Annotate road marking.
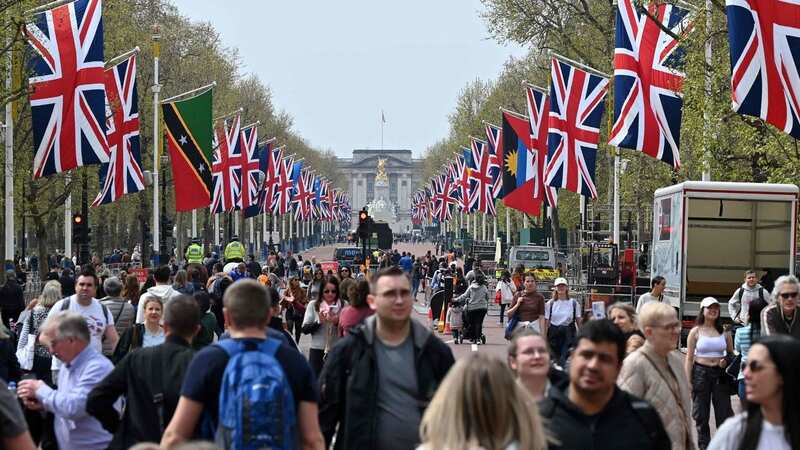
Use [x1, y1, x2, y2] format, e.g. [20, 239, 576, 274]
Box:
[471, 344, 478, 352]
[444, 339, 454, 344]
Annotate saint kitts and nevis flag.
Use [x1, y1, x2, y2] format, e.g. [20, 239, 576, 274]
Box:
[162, 88, 214, 212]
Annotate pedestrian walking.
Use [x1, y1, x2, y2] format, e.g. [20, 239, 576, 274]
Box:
[544, 277, 582, 367]
[685, 297, 734, 450]
[418, 352, 548, 450]
[282, 277, 307, 344]
[338, 280, 374, 337]
[318, 266, 455, 450]
[337, 266, 356, 303]
[445, 298, 464, 344]
[113, 297, 165, 363]
[733, 297, 768, 401]
[190, 291, 220, 350]
[121, 274, 141, 308]
[86, 296, 201, 449]
[495, 270, 514, 324]
[708, 335, 800, 450]
[455, 270, 490, 345]
[302, 276, 346, 376]
[48, 269, 119, 377]
[637, 276, 666, 314]
[17, 312, 114, 450]
[728, 270, 767, 327]
[538, 319, 671, 450]
[161, 280, 323, 449]
[135, 266, 180, 324]
[507, 328, 567, 400]
[100, 277, 136, 357]
[0, 313, 19, 384]
[761, 275, 800, 338]
[618, 302, 696, 450]
[608, 302, 645, 355]
[505, 274, 545, 334]
[0, 270, 24, 330]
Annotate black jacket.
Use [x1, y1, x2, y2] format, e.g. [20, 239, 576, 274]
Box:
[539, 385, 671, 450]
[112, 323, 147, 364]
[86, 335, 195, 450]
[0, 334, 20, 383]
[0, 280, 24, 329]
[318, 315, 455, 450]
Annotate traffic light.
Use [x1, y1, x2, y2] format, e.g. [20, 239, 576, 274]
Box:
[72, 214, 89, 243]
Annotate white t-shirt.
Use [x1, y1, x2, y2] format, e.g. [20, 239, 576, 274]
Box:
[545, 298, 581, 326]
[708, 414, 790, 450]
[48, 296, 114, 369]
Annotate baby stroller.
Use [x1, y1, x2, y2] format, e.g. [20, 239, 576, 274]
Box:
[457, 302, 486, 345]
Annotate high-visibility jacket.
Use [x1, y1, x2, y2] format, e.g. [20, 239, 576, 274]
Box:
[224, 241, 245, 261]
[185, 244, 204, 264]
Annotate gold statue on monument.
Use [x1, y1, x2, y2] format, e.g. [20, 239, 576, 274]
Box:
[375, 158, 389, 182]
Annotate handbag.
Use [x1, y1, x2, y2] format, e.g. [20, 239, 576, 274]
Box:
[15, 313, 35, 371]
[504, 311, 519, 341]
[494, 290, 502, 305]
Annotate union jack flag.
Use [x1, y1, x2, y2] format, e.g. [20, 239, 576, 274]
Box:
[431, 173, 457, 222]
[210, 114, 242, 214]
[727, 0, 800, 138]
[609, 0, 690, 168]
[485, 123, 503, 198]
[26, 0, 109, 179]
[545, 58, 609, 199]
[292, 166, 314, 221]
[92, 53, 143, 206]
[468, 138, 498, 216]
[452, 153, 471, 213]
[239, 124, 261, 214]
[525, 84, 558, 207]
[273, 154, 295, 215]
[259, 142, 280, 213]
[319, 180, 333, 221]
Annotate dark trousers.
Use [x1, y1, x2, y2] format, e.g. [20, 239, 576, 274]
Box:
[691, 363, 733, 449]
[465, 308, 487, 342]
[548, 324, 576, 367]
[287, 318, 302, 343]
[499, 304, 507, 324]
[309, 348, 325, 377]
[430, 295, 444, 326]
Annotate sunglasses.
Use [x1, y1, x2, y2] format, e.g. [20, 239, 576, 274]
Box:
[780, 291, 799, 299]
[744, 359, 774, 373]
[323, 289, 338, 294]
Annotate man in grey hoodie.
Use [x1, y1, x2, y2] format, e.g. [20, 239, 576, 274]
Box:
[728, 270, 767, 325]
[135, 266, 181, 323]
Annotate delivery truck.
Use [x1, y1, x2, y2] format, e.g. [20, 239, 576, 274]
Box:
[651, 181, 798, 329]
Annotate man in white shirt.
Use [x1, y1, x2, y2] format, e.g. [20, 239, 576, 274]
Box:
[48, 269, 118, 375]
[636, 276, 666, 314]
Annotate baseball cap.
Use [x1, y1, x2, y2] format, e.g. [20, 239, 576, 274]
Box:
[554, 277, 568, 286]
[700, 297, 719, 308]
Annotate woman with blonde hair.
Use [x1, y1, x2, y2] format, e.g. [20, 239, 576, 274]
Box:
[16, 280, 61, 384]
[608, 302, 645, 355]
[418, 352, 548, 450]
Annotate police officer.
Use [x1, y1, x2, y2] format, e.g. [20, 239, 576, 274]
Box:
[185, 238, 204, 264]
[224, 235, 245, 263]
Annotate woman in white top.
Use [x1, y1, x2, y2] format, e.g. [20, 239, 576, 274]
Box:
[495, 270, 515, 325]
[544, 278, 582, 367]
[684, 297, 734, 449]
[708, 335, 800, 450]
[418, 352, 547, 450]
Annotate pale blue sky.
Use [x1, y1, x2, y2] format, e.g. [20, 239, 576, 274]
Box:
[171, 0, 527, 158]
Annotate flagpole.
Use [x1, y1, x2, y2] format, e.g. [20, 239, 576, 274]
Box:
[152, 28, 161, 264]
[702, 0, 712, 181]
[64, 179, 71, 258]
[505, 208, 510, 246]
[104, 47, 140, 69]
[4, 37, 13, 261]
[161, 82, 216, 104]
[191, 210, 197, 238]
[214, 214, 219, 249]
[522, 80, 548, 95]
[548, 51, 611, 79]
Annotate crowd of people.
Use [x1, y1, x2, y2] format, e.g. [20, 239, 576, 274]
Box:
[0, 245, 797, 450]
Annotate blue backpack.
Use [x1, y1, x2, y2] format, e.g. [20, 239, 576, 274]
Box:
[215, 338, 296, 450]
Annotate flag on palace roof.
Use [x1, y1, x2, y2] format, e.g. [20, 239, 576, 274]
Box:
[545, 58, 608, 199]
[93, 52, 144, 206]
[162, 88, 213, 212]
[26, 0, 109, 179]
[609, 0, 689, 168]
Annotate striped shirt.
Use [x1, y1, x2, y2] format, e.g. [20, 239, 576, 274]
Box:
[734, 325, 760, 380]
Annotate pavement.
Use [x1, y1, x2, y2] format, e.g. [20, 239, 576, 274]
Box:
[294, 241, 509, 362]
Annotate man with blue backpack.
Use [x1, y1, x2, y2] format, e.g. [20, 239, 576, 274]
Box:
[161, 279, 324, 450]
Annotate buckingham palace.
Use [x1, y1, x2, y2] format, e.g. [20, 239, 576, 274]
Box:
[336, 149, 425, 233]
